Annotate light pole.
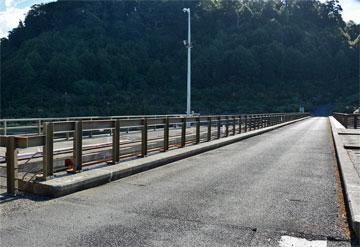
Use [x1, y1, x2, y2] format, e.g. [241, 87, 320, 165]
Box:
[183, 8, 191, 116]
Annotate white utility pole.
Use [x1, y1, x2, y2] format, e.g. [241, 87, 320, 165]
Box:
[183, 8, 191, 116]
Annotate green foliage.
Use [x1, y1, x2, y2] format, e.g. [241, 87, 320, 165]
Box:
[1, 0, 359, 117]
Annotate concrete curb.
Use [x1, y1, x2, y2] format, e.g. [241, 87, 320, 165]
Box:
[329, 116, 360, 238]
[25, 117, 310, 197]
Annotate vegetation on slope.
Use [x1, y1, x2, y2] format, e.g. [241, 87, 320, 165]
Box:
[1, 0, 359, 117]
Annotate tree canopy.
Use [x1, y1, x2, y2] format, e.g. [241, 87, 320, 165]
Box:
[1, 0, 359, 117]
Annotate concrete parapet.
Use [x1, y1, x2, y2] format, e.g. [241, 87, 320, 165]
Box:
[329, 116, 360, 238]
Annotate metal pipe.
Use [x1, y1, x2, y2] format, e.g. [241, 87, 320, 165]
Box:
[183, 8, 191, 116]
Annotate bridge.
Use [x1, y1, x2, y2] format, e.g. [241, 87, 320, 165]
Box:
[0, 113, 359, 246]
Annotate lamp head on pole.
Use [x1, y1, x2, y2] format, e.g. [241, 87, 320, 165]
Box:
[183, 8, 190, 13]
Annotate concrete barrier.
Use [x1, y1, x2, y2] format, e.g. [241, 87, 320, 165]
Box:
[23, 116, 310, 197]
[329, 116, 360, 238]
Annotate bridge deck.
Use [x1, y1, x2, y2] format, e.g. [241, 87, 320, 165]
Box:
[0, 117, 352, 246]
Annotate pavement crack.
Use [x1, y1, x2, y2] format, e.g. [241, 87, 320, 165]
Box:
[287, 198, 306, 203]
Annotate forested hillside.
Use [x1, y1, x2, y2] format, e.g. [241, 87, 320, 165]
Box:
[1, 0, 359, 117]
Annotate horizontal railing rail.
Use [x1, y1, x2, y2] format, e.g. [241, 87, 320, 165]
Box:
[0, 112, 309, 195]
[333, 112, 359, 129]
[0, 113, 289, 139]
[0, 114, 190, 136]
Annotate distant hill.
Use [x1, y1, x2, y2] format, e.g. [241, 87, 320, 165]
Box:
[1, 0, 359, 117]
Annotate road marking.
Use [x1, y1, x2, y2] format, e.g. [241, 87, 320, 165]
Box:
[279, 236, 327, 247]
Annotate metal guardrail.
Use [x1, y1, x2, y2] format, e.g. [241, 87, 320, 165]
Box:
[0, 112, 309, 195]
[0, 114, 187, 136]
[333, 112, 359, 129]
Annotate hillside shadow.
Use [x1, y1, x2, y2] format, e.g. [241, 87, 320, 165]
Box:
[312, 103, 335, 116]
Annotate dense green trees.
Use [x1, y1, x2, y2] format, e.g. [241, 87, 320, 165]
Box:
[1, 0, 359, 117]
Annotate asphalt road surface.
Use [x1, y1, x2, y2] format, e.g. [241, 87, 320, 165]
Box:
[0, 117, 354, 246]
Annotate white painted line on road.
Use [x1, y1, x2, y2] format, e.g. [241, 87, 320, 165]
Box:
[279, 236, 327, 247]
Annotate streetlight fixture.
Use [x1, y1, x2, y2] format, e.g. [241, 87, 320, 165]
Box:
[183, 8, 192, 116]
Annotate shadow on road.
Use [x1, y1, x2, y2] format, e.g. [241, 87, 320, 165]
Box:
[0, 192, 51, 204]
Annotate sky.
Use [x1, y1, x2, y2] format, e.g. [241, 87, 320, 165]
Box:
[0, 0, 359, 38]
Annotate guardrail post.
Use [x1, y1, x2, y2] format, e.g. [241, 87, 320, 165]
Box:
[73, 121, 83, 171]
[89, 117, 93, 138]
[238, 116, 242, 134]
[164, 117, 169, 151]
[244, 116, 248, 132]
[207, 117, 211, 141]
[66, 118, 70, 140]
[225, 116, 229, 137]
[265, 115, 268, 127]
[259, 116, 261, 128]
[4, 120, 7, 135]
[43, 122, 54, 179]
[232, 116, 236, 135]
[181, 117, 186, 147]
[112, 120, 120, 163]
[38, 120, 42, 135]
[354, 115, 358, 129]
[265, 115, 267, 127]
[141, 118, 148, 157]
[6, 136, 18, 195]
[217, 116, 221, 139]
[344, 115, 348, 128]
[195, 117, 200, 144]
[263, 115, 266, 127]
[260, 116, 262, 128]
